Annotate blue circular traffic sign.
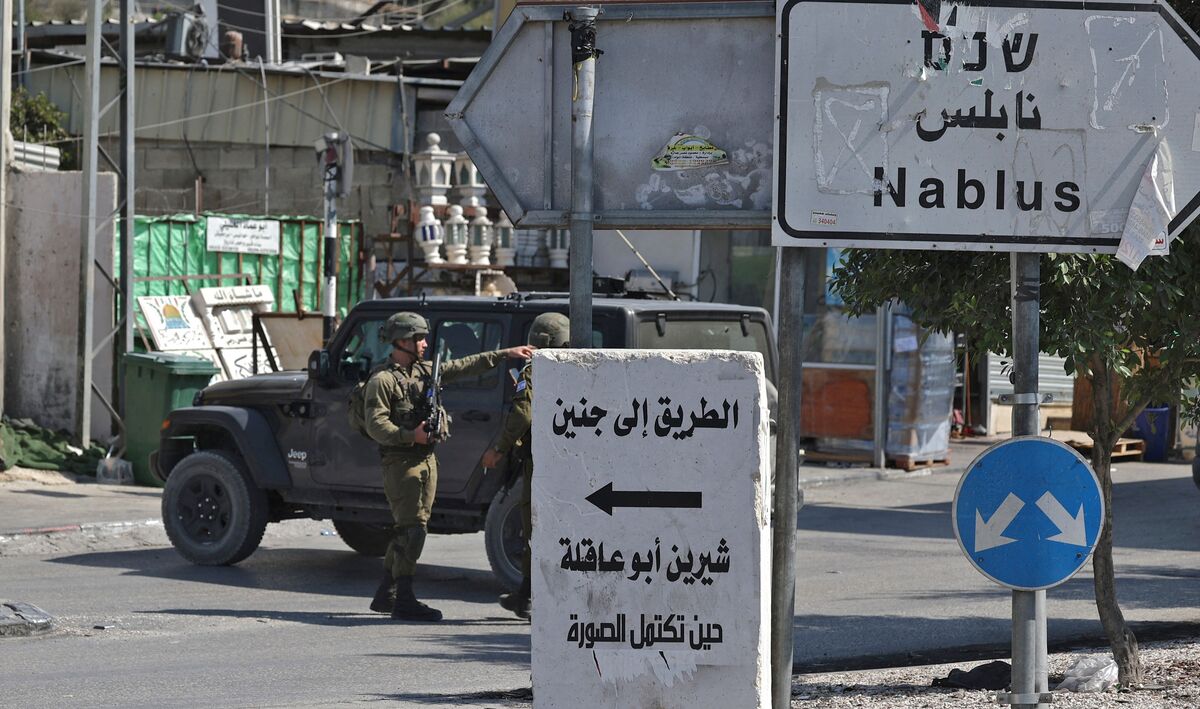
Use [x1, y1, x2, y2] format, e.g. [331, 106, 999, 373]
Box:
[952, 436, 1103, 591]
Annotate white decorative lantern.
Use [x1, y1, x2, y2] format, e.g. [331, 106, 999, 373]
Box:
[493, 211, 516, 267]
[416, 206, 444, 264]
[546, 228, 570, 269]
[453, 152, 488, 207]
[468, 210, 494, 265]
[413, 133, 454, 206]
[443, 204, 469, 265]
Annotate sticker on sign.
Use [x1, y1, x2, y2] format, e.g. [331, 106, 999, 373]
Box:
[773, 0, 1200, 253]
[532, 350, 771, 709]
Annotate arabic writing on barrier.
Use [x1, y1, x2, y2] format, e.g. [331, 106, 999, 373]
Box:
[552, 396, 739, 439]
[567, 612, 725, 651]
[560, 537, 731, 585]
[915, 28, 1043, 143]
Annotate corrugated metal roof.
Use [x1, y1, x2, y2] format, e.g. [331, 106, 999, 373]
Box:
[25, 58, 460, 152]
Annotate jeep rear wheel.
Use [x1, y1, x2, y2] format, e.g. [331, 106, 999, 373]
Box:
[162, 450, 269, 566]
[484, 478, 525, 592]
[333, 520, 391, 557]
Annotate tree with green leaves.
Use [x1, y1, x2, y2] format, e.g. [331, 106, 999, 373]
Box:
[9, 87, 75, 169]
[829, 231, 1200, 685]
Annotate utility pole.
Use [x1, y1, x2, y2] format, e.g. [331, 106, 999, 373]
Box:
[315, 132, 352, 343]
[75, 0, 103, 447]
[566, 7, 599, 348]
[0, 0, 13, 417]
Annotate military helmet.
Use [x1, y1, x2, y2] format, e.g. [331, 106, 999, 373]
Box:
[381, 312, 430, 343]
[528, 312, 570, 348]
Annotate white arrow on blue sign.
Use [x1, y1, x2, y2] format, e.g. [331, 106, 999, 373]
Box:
[952, 437, 1104, 591]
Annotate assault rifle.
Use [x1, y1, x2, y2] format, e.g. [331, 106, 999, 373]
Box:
[423, 343, 446, 442]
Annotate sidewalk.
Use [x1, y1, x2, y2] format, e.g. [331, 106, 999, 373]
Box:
[0, 467, 162, 535]
[797, 439, 984, 488]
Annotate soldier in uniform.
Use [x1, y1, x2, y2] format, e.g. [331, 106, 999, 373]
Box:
[481, 312, 570, 620]
[365, 312, 536, 622]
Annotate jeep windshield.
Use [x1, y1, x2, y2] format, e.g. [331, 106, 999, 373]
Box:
[634, 317, 775, 381]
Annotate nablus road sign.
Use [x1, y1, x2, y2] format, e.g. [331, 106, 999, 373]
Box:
[953, 437, 1103, 591]
[773, 0, 1200, 253]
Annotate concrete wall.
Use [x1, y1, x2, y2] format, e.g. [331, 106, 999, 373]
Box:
[5, 169, 117, 442]
[102, 138, 406, 239]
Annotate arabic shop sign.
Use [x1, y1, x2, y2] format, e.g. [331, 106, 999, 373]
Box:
[532, 350, 771, 709]
[205, 216, 281, 256]
[773, 0, 1200, 253]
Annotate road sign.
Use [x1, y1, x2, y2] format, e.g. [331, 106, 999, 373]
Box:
[953, 437, 1103, 590]
[446, 2, 775, 230]
[532, 350, 771, 708]
[773, 0, 1200, 253]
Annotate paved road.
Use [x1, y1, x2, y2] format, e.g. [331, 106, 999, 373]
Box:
[795, 457, 1200, 669]
[0, 458, 1197, 706]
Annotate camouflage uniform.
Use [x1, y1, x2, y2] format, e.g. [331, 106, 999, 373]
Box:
[491, 363, 534, 578]
[364, 350, 508, 579]
[491, 312, 568, 619]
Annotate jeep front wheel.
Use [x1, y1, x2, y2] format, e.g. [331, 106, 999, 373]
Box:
[483, 478, 525, 592]
[162, 450, 269, 565]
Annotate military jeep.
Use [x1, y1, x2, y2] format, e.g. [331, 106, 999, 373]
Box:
[154, 294, 777, 589]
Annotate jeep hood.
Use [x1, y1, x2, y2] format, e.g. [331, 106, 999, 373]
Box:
[201, 371, 308, 404]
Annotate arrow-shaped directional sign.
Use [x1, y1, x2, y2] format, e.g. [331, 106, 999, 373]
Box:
[585, 482, 703, 516]
[1037, 491, 1088, 547]
[953, 437, 1104, 590]
[974, 492, 1023, 553]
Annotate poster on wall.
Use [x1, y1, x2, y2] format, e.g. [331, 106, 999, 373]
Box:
[137, 296, 212, 351]
[217, 348, 275, 380]
[206, 216, 281, 256]
[193, 285, 276, 349]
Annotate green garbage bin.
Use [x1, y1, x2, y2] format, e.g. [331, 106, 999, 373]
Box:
[124, 352, 220, 486]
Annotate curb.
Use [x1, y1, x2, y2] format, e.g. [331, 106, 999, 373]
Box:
[798, 464, 967, 489]
[0, 519, 162, 539]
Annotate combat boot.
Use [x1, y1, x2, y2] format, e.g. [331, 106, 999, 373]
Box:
[499, 577, 531, 620]
[391, 575, 442, 622]
[369, 571, 394, 613]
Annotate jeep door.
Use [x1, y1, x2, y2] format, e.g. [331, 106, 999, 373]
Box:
[430, 315, 510, 497]
[310, 314, 391, 489]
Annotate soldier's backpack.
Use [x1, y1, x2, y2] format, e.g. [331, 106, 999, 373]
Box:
[348, 367, 389, 439]
[348, 380, 372, 439]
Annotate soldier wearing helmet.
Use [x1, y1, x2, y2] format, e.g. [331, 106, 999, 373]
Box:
[481, 311, 570, 619]
[365, 311, 535, 622]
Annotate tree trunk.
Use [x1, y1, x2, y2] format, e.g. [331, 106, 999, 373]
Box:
[1088, 364, 1143, 685]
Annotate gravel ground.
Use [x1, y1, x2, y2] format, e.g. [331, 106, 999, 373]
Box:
[792, 636, 1200, 707]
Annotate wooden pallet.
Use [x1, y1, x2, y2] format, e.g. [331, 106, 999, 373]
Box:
[890, 454, 952, 472]
[804, 448, 951, 471]
[1048, 430, 1145, 460]
[1067, 437, 1145, 461]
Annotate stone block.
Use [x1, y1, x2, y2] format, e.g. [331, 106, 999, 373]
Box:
[144, 146, 183, 171]
[532, 350, 770, 708]
[218, 147, 257, 170]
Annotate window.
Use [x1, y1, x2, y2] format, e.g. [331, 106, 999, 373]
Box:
[436, 319, 504, 389]
[635, 318, 774, 381]
[338, 317, 391, 381]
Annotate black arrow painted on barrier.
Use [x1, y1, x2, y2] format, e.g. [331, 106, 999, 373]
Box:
[585, 482, 703, 516]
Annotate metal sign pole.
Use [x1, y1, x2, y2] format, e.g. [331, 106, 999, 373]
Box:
[75, 0, 102, 448]
[321, 140, 339, 344]
[771, 246, 804, 708]
[1009, 252, 1047, 708]
[567, 6, 598, 348]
